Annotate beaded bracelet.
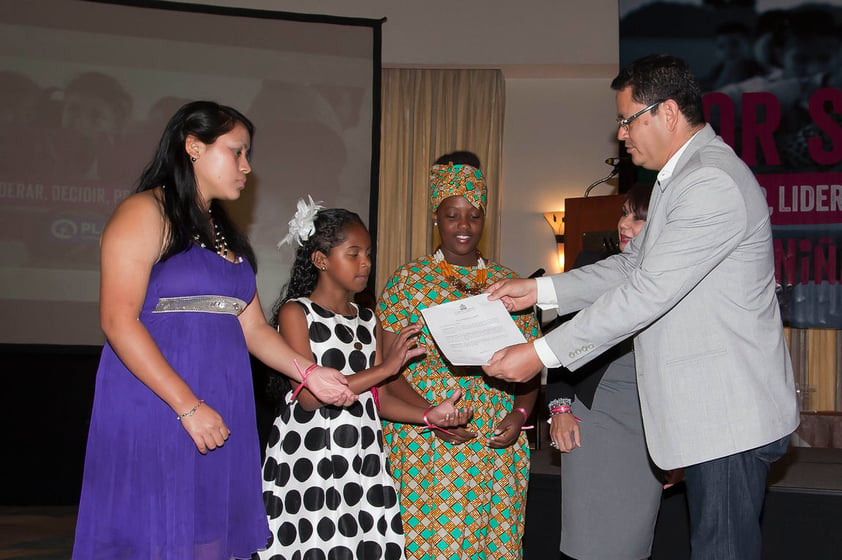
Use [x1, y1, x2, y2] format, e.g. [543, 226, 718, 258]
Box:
[176, 399, 204, 421]
[547, 397, 572, 411]
[422, 406, 457, 436]
[547, 403, 582, 423]
[513, 406, 534, 430]
[290, 359, 319, 401]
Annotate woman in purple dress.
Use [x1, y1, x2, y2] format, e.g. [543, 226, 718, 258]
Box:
[72, 101, 356, 560]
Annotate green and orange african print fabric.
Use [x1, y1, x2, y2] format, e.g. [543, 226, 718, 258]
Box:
[377, 255, 539, 559]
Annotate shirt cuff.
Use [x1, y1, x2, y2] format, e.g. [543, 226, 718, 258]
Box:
[534, 337, 562, 368]
[536, 276, 558, 310]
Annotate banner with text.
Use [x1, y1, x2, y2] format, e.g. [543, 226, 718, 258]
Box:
[620, 0, 842, 327]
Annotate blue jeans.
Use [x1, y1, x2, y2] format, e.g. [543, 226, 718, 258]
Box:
[683, 435, 790, 560]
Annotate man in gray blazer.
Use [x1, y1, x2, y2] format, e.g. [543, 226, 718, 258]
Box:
[483, 54, 798, 560]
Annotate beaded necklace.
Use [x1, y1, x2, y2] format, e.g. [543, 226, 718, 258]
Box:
[433, 248, 488, 295]
[193, 208, 229, 258]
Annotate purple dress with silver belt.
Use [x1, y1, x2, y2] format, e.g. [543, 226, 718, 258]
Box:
[72, 244, 269, 559]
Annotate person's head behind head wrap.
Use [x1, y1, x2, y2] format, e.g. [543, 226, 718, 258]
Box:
[430, 151, 487, 214]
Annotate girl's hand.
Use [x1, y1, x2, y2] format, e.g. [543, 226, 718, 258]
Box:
[549, 412, 581, 452]
[381, 324, 425, 373]
[307, 366, 357, 406]
[488, 411, 523, 449]
[424, 390, 474, 428]
[179, 401, 230, 455]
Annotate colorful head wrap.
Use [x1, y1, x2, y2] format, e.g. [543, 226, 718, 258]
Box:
[430, 162, 487, 213]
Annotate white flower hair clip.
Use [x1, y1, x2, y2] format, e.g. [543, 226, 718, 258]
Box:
[278, 195, 325, 247]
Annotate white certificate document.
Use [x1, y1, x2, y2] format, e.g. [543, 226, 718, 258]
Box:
[420, 293, 526, 366]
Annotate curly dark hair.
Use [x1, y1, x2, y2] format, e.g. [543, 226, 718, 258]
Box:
[137, 100, 256, 269]
[264, 208, 366, 405]
[611, 54, 705, 128]
[434, 150, 481, 168]
[269, 208, 366, 328]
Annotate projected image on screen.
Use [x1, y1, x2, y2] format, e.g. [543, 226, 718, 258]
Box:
[0, 0, 377, 346]
[1, 69, 142, 269]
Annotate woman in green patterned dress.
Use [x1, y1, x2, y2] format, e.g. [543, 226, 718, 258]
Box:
[377, 151, 540, 560]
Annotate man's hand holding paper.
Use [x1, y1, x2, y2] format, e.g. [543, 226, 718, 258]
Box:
[484, 277, 538, 312]
[482, 343, 543, 383]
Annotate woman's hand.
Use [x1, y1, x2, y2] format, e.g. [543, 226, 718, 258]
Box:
[549, 412, 581, 452]
[307, 366, 357, 406]
[423, 390, 474, 428]
[433, 426, 477, 445]
[662, 468, 685, 489]
[488, 411, 523, 449]
[179, 401, 230, 455]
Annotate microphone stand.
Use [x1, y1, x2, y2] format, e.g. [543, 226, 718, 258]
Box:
[583, 164, 620, 197]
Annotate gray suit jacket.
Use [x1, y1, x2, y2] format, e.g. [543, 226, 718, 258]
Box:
[545, 124, 798, 469]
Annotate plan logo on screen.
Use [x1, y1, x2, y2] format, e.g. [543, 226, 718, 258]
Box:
[51, 219, 77, 240]
[51, 218, 102, 241]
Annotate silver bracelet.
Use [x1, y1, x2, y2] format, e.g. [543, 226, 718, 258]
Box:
[547, 397, 572, 413]
[176, 399, 204, 421]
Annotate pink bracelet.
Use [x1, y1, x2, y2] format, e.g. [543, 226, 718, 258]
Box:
[422, 406, 457, 437]
[514, 407, 534, 430]
[548, 404, 582, 423]
[370, 386, 380, 411]
[290, 359, 319, 401]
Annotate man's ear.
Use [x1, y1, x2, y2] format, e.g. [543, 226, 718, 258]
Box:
[661, 99, 681, 132]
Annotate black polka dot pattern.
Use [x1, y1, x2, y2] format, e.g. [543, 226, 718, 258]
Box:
[256, 298, 405, 559]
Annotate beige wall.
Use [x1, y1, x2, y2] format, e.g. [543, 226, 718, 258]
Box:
[180, 0, 621, 277]
[503, 78, 620, 277]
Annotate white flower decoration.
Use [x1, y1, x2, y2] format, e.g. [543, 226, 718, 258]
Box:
[278, 195, 325, 247]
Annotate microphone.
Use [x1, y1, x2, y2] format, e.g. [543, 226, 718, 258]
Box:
[584, 158, 621, 197]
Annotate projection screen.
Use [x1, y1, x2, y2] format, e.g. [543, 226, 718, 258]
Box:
[0, 0, 380, 346]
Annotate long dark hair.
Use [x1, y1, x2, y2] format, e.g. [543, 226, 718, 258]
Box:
[269, 208, 366, 328]
[137, 100, 256, 268]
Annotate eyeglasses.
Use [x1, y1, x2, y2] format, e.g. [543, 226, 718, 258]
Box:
[617, 102, 660, 131]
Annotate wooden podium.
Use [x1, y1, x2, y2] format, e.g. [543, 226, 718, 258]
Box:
[563, 194, 624, 271]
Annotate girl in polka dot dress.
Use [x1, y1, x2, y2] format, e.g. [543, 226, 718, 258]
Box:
[256, 202, 472, 560]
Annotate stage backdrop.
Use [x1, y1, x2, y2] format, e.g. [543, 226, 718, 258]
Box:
[0, 0, 380, 345]
[619, 0, 842, 329]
